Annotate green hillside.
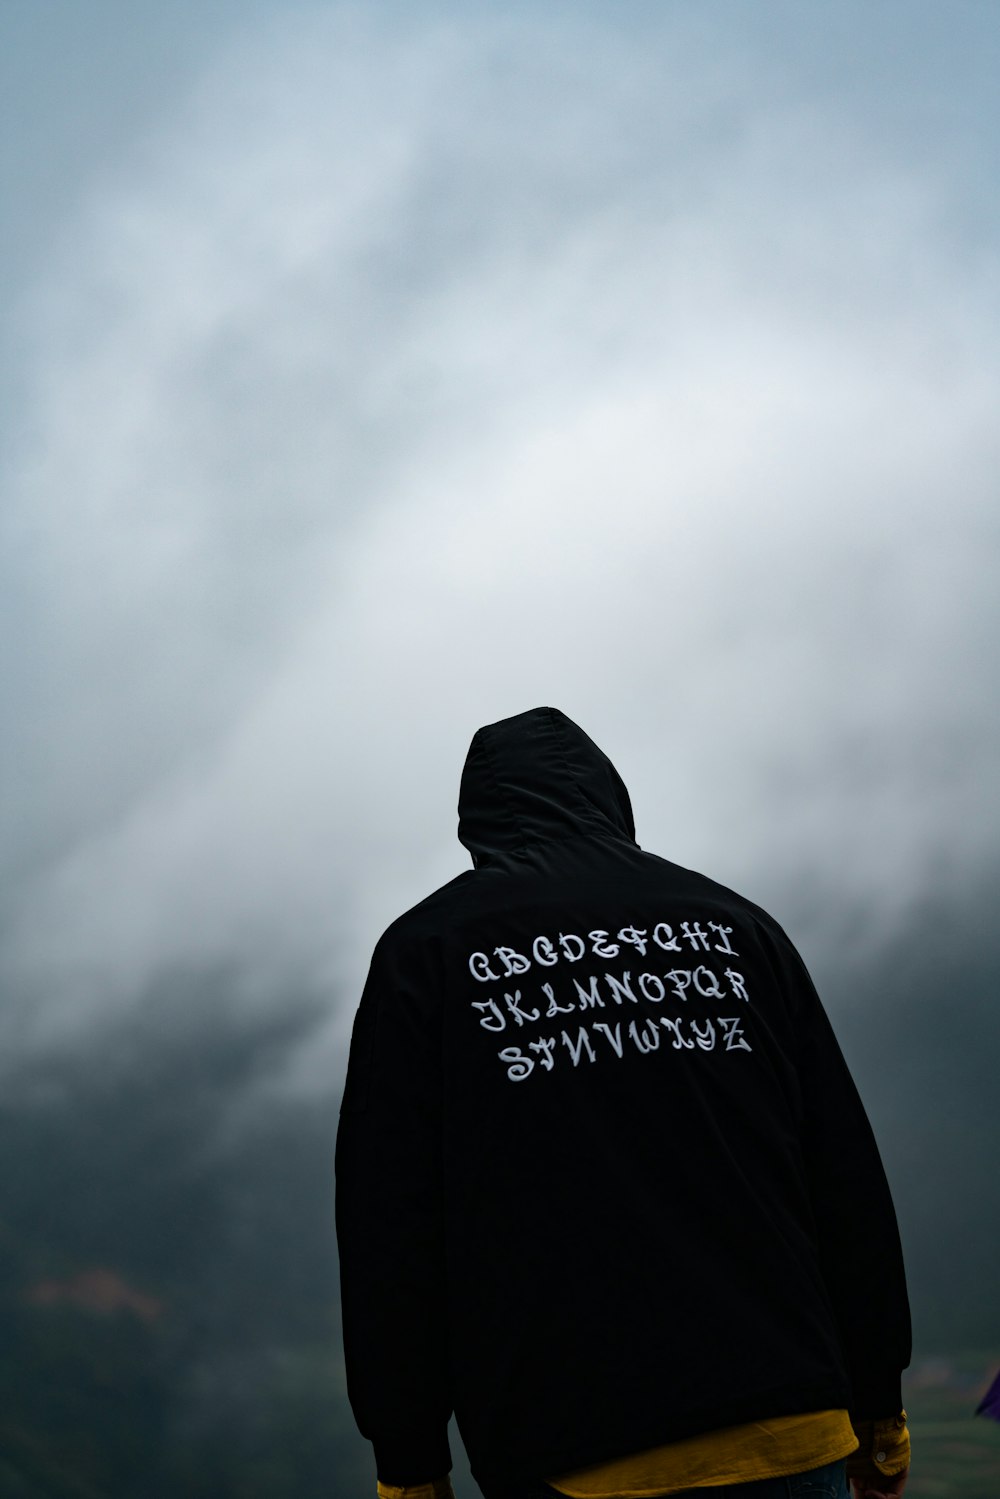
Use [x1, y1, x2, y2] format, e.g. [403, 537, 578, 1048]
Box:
[901, 1353, 1000, 1499]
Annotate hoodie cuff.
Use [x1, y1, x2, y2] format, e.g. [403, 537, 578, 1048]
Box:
[848, 1369, 904, 1421]
[373, 1428, 453, 1491]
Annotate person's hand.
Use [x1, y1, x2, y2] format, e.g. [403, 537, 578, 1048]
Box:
[849, 1465, 908, 1499]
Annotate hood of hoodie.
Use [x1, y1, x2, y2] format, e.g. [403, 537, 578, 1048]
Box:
[457, 706, 636, 868]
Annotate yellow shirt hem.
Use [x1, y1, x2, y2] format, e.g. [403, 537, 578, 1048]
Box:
[547, 1410, 859, 1496]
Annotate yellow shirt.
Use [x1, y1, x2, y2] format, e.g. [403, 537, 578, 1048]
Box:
[376, 1407, 910, 1498]
[548, 1409, 857, 1495]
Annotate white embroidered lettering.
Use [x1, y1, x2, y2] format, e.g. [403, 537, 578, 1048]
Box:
[593, 1021, 624, 1057]
[472, 997, 505, 1031]
[560, 1026, 597, 1066]
[709, 921, 738, 955]
[665, 969, 693, 1001]
[559, 933, 586, 962]
[725, 969, 750, 1002]
[503, 989, 540, 1026]
[499, 1046, 535, 1081]
[573, 975, 605, 1010]
[542, 983, 575, 1019]
[690, 1017, 716, 1051]
[617, 925, 649, 956]
[604, 971, 639, 1006]
[495, 945, 531, 977]
[629, 1017, 661, 1053]
[529, 1036, 557, 1071]
[719, 1016, 752, 1052]
[693, 965, 726, 1000]
[660, 1016, 696, 1050]
[637, 971, 666, 1003]
[653, 922, 682, 952]
[680, 921, 711, 951]
[532, 935, 559, 967]
[543, 980, 577, 1018]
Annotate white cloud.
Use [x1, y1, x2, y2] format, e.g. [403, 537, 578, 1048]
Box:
[3, 6, 998, 1068]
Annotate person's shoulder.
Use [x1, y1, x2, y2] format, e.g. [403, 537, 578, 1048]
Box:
[373, 869, 478, 954]
[639, 847, 790, 938]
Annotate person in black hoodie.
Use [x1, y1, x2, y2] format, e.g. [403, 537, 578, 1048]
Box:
[336, 707, 911, 1499]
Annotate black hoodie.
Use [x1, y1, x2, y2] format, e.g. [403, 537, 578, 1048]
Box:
[335, 707, 910, 1498]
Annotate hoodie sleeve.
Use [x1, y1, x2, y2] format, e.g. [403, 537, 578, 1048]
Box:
[335, 928, 453, 1486]
[767, 922, 912, 1420]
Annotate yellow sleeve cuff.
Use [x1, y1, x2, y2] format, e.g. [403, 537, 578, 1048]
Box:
[845, 1410, 910, 1479]
[376, 1478, 455, 1499]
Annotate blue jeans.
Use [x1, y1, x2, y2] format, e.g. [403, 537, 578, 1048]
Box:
[505, 1457, 849, 1499]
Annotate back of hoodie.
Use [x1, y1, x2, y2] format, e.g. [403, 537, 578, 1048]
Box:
[335, 707, 911, 1498]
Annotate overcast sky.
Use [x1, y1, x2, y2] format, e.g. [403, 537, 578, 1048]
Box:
[2, 1, 998, 1094]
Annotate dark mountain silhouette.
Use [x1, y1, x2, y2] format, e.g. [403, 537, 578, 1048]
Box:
[0, 876, 997, 1493]
[0, 969, 370, 1496]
